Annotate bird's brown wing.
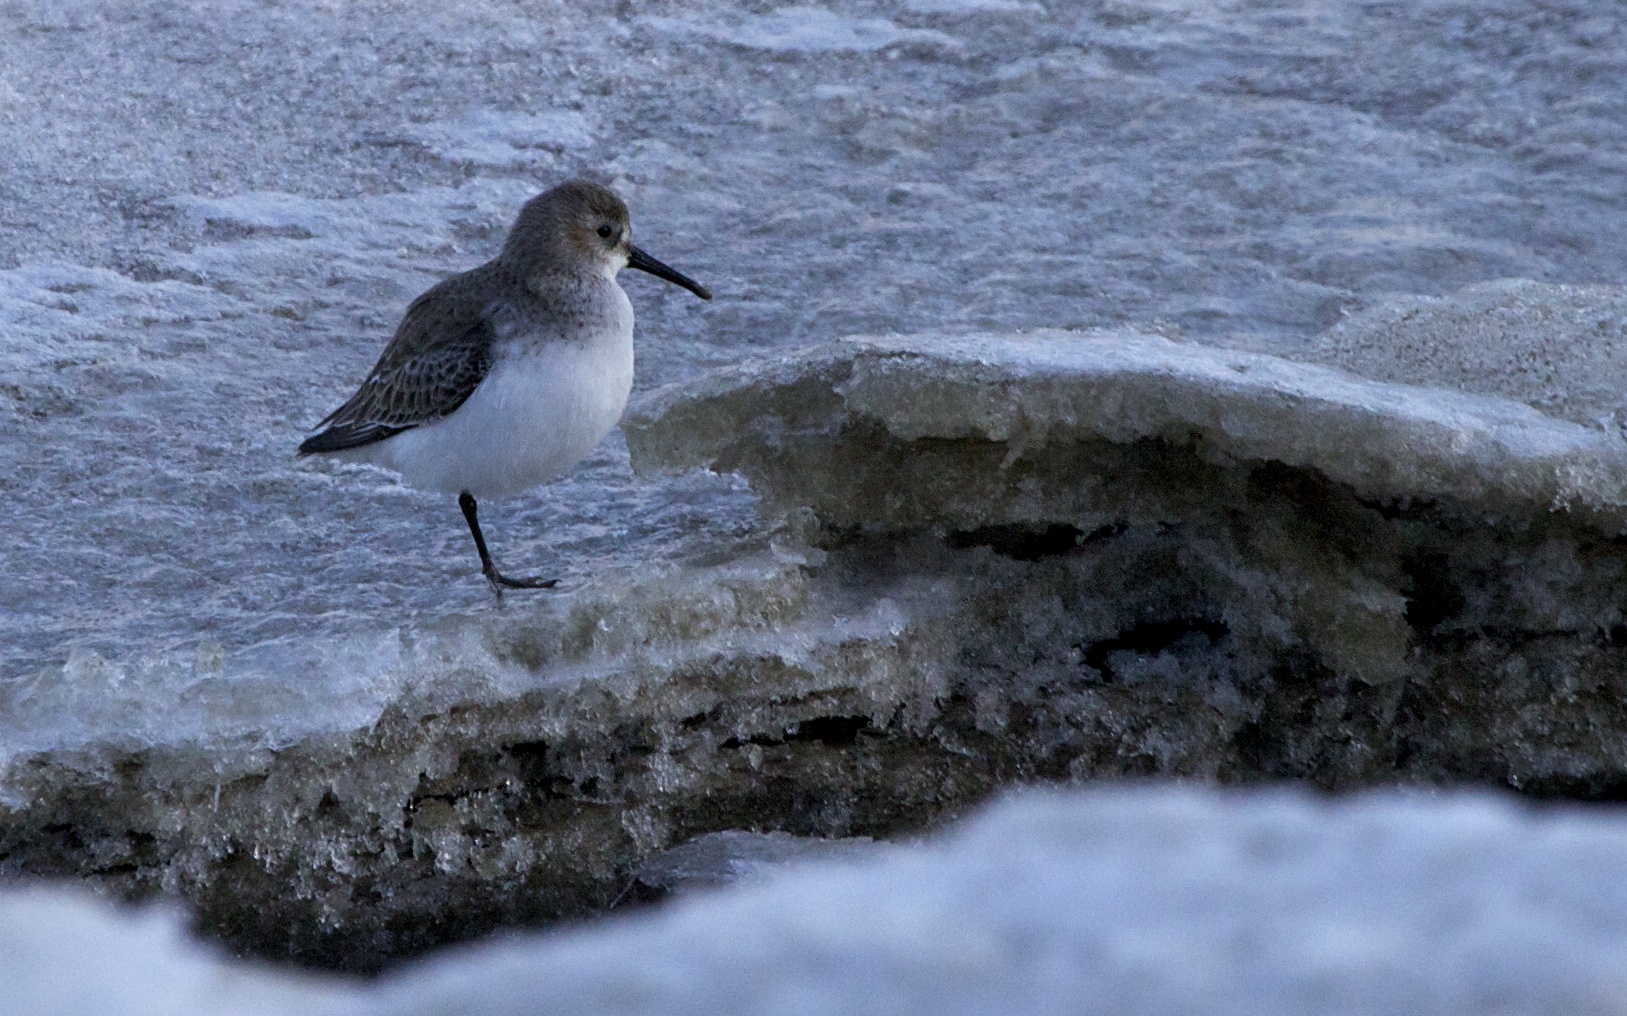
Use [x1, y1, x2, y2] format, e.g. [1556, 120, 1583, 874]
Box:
[298, 267, 504, 456]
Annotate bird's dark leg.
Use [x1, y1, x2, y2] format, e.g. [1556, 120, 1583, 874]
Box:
[458, 491, 558, 598]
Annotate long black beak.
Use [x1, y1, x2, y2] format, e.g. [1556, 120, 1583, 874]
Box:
[627, 245, 712, 301]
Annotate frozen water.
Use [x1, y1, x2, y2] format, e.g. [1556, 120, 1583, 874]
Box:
[391, 111, 598, 169]
[3, 0, 1627, 768]
[1308, 280, 1627, 433]
[17, 787, 1627, 1016]
[643, 7, 961, 53]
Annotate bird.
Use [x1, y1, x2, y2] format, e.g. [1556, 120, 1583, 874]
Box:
[298, 179, 711, 597]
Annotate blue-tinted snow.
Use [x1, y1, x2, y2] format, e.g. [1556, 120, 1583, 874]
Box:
[13, 787, 1627, 1016]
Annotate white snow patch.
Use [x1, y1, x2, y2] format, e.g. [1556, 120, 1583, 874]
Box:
[360, 787, 1627, 1015]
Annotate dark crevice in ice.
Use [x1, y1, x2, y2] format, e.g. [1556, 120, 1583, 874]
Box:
[1401, 548, 1467, 636]
[1513, 775, 1627, 803]
[785, 716, 871, 745]
[946, 523, 1085, 561]
[1078, 618, 1232, 680]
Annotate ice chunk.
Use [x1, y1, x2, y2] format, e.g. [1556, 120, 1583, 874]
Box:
[0, 550, 951, 968]
[13, 330, 1627, 971]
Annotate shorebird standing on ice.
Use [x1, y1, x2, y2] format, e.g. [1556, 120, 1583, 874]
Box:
[299, 179, 711, 597]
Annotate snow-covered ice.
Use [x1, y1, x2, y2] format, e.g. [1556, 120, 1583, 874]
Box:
[0, 887, 346, 1016]
[15, 787, 1627, 1016]
[361, 787, 1627, 1016]
[629, 329, 1627, 525]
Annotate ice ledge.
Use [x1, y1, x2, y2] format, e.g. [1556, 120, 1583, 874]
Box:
[627, 330, 1627, 529]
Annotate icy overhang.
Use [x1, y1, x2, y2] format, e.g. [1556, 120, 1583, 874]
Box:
[626, 330, 1627, 530]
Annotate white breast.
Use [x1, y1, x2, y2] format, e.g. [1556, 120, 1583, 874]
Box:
[353, 285, 636, 498]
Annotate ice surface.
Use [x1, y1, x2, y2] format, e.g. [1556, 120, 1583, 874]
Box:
[643, 7, 961, 53]
[1308, 280, 1627, 433]
[0, 174, 760, 685]
[900, 0, 1043, 15]
[391, 111, 598, 169]
[17, 787, 1627, 1016]
[5, 0, 1627, 710]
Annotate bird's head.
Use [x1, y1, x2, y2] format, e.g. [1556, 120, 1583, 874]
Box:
[504, 180, 711, 300]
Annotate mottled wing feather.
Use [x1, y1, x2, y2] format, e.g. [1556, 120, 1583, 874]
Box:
[299, 267, 505, 456]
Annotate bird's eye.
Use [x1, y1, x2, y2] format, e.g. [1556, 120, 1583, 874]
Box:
[597, 225, 613, 239]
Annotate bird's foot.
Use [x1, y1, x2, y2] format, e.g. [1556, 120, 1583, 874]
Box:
[482, 564, 559, 599]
